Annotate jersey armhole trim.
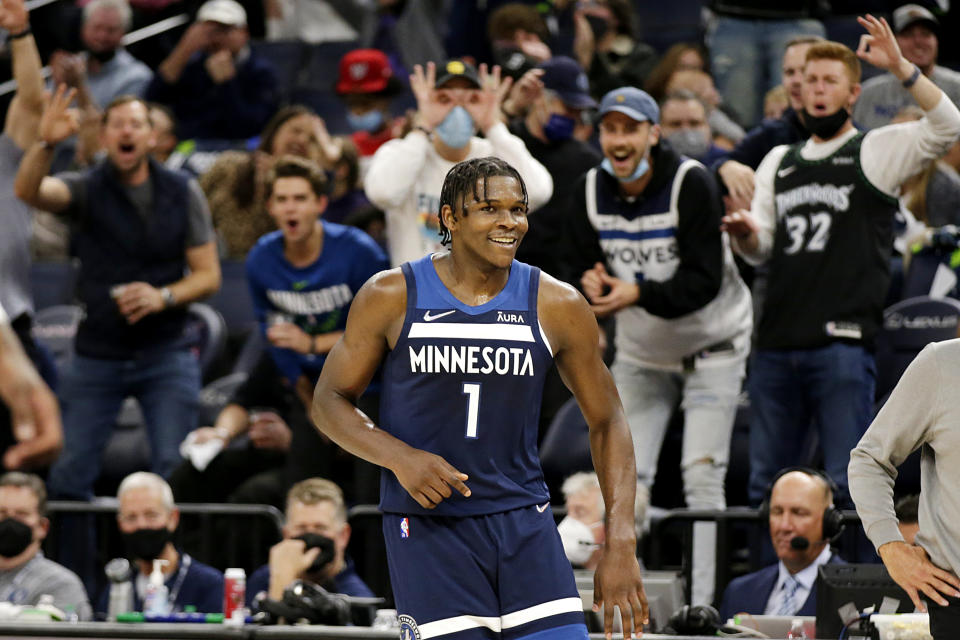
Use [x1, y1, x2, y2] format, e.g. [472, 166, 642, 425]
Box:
[538, 320, 554, 356]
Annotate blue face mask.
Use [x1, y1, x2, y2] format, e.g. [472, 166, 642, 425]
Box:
[435, 106, 475, 149]
[543, 113, 576, 142]
[601, 155, 650, 183]
[347, 110, 384, 133]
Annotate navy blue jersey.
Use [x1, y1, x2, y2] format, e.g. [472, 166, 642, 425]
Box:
[246, 221, 389, 384]
[380, 255, 554, 516]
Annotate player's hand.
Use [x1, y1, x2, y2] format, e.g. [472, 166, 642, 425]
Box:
[410, 62, 452, 130]
[467, 63, 513, 133]
[593, 543, 648, 639]
[39, 85, 79, 146]
[879, 541, 960, 612]
[266, 322, 313, 354]
[856, 14, 911, 77]
[205, 50, 237, 84]
[1, 374, 63, 470]
[0, 0, 29, 35]
[115, 282, 165, 324]
[391, 448, 471, 509]
[717, 160, 756, 210]
[249, 412, 292, 451]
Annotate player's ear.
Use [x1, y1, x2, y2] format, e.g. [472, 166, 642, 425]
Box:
[441, 203, 458, 232]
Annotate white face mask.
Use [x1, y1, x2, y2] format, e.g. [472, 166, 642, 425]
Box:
[557, 516, 602, 566]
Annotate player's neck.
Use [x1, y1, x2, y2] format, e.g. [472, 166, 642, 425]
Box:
[284, 222, 324, 268]
[436, 252, 511, 306]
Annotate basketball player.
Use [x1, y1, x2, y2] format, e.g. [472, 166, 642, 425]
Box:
[313, 156, 647, 640]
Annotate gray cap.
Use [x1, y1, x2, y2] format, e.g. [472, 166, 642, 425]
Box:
[892, 4, 938, 34]
[598, 87, 659, 124]
[196, 0, 247, 26]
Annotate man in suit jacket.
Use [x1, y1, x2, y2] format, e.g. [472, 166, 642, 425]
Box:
[719, 469, 846, 621]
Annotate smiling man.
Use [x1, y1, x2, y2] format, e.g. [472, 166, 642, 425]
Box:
[565, 86, 751, 606]
[854, 4, 960, 130]
[313, 156, 647, 640]
[721, 17, 960, 511]
[14, 92, 220, 499]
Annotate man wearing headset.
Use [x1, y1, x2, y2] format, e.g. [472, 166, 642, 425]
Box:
[718, 468, 846, 620]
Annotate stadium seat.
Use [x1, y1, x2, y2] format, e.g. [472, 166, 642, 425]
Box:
[185, 302, 228, 382]
[31, 304, 84, 374]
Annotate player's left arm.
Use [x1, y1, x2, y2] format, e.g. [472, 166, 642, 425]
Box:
[539, 274, 648, 638]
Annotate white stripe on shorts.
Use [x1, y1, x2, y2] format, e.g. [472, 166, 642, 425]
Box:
[417, 597, 583, 639]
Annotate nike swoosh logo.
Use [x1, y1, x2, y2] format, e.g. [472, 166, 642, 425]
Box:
[536, 502, 549, 513]
[777, 166, 796, 178]
[423, 310, 456, 322]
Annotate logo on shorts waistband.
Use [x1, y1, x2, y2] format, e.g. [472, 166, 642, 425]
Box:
[399, 614, 421, 640]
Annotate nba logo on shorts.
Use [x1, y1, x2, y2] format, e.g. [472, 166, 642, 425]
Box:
[400, 517, 409, 538]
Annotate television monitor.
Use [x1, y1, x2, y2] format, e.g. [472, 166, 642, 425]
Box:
[816, 563, 913, 638]
[574, 569, 684, 633]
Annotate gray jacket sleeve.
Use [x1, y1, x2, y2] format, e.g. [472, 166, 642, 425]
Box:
[848, 342, 942, 551]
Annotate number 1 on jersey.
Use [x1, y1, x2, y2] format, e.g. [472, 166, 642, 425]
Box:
[462, 383, 481, 439]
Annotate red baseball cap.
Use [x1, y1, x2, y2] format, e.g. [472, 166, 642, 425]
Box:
[336, 49, 394, 95]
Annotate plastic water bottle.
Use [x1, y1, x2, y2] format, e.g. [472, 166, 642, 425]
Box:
[786, 619, 808, 638]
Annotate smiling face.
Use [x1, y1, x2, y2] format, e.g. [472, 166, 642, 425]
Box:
[801, 58, 859, 118]
[443, 175, 529, 269]
[101, 100, 156, 174]
[897, 23, 937, 72]
[267, 176, 326, 244]
[599, 111, 658, 181]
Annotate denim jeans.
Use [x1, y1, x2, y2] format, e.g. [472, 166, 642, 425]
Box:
[706, 15, 825, 127]
[747, 343, 876, 508]
[48, 348, 201, 499]
[613, 356, 745, 606]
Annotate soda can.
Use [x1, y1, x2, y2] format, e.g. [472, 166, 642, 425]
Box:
[223, 567, 246, 621]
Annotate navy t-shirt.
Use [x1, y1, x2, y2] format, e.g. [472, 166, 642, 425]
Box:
[246, 222, 388, 384]
[245, 558, 373, 607]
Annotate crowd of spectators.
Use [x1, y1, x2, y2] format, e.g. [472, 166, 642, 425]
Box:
[1, 0, 959, 625]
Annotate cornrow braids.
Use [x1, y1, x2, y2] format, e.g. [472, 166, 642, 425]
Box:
[437, 157, 528, 246]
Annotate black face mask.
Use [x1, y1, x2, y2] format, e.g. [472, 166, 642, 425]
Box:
[87, 48, 117, 64]
[800, 107, 850, 140]
[122, 527, 172, 562]
[0, 518, 33, 558]
[296, 533, 336, 574]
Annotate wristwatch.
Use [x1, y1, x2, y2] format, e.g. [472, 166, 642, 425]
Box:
[160, 287, 175, 308]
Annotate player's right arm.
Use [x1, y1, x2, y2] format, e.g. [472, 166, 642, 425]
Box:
[539, 274, 647, 639]
[311, 269, 471, 509]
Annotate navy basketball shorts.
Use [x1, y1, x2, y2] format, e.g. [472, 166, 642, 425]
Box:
[382, 504, 589, 640]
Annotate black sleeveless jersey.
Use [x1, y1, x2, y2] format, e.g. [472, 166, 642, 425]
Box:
[759, 133, 899, 350]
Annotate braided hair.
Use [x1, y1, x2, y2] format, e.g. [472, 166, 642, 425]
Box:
[437, 157, 529, 246]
